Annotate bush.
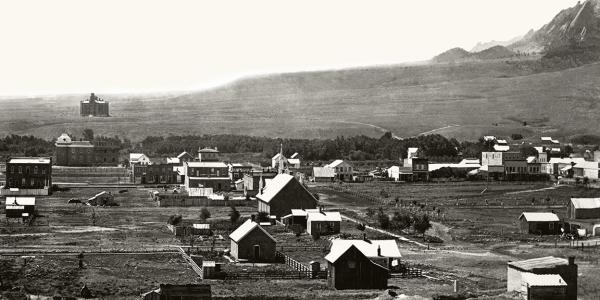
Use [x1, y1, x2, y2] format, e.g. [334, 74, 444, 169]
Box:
[366, 207, 376, 218]
[356, 223, 366, 231]
[200, 207, 211, 221]
[377, 208, 390, 229]
[229, 206, 240, 224]
[424, 235, 444, 243]
[511, 133, 523, 140]
[167, 215, 182, 226]
[391, 211, 413, 230]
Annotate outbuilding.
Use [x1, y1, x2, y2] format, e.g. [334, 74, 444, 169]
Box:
[519, 212, 560, 235]
[87, 191, 116, 206]
[229, 219, 276, 262]
[507, 256, 577, 300]
[520, 273, 567, 300]
[5, 197, 35, 218]
[306, 210, 341, 236]
[567, 198, 600, 219]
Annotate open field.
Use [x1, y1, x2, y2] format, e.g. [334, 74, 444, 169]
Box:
[3, 60, 600, 141]
[315, 180, 600, 299]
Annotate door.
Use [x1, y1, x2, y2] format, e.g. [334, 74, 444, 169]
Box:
[253, 245, 261, 261]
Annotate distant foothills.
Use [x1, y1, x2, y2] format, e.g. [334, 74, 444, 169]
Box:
[1, 130, 597, 166]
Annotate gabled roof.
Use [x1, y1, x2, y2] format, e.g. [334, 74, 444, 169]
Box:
[129, 153, 148, 162]
[287, 158, 300, 165]
[229, 219, 275, 243]
[177, 151, 193, 159]
[526, 156, 537, 164]
[256, 174, 294, 203]
[89, 191, 109, 200]
[570, 198, 600, 209]
[521, 273, 566, 287]
[290, 153, 299, 159]
[193, 224, 210, 229]
[327, 160, 349, 168]
[519, 212, 560, 222]
[272, 153, 285, 160]
[307, 211, 342, 222]
[325, 239, 401, 263]
[459, 158, 480, 165]
[290, 208, 320, 217]
[5, 197, 35, 206]
[166, 157, 180, 164]
[507, 256, 568, 271]
[573, 161, 600, 170]
[496, 139, 507, 144]
[548, 157, 585, 165]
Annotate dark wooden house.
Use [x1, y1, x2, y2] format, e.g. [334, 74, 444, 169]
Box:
[325, 245, 389, 290]
[519, 212, 561, 235]
[229, 219, 276, 262]
[256, 174, 317, 218]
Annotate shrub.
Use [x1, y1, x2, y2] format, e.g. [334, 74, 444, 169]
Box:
[511, 134, 523, 140]
[229, 206, 240, 224]
[413, 214, 432, 236]
[377, 208, 390, 229]
[356, 223, 366, 231]
[200, 207, 211, 221]
[167, 214, 182, 226]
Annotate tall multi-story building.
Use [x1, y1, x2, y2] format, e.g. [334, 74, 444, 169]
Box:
[80, 93, 109, 117]
[2, 157, 52, 195]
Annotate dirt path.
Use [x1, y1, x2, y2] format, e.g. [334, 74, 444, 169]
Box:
[505, 185, 560, 195]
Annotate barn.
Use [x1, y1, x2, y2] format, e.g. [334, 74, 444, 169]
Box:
[229, 219, 276, 262]
[567, 198, 600, 219]
[306, 210, 341, 236]
[325, 242, 396, 290]
[256, 174, 317, 218]
[519, 212, 560, 235]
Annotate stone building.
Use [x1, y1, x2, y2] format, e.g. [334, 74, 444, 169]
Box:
[55, 133, 120, 166]
[80, 93, 109, 117]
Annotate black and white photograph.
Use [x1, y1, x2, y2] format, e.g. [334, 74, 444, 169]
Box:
[1, 0, 599, 299]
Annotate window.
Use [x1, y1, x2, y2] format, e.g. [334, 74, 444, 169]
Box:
[18, 166, 22, 174]
[31, 178, 35, 186]
[41, 168, 46, 174]
[347, 260, 356, 269]
[26, 167, 30, 174]
[34, 166, 38, 174]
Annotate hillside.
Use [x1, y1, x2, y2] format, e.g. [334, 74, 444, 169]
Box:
[1, 57, 599, 143]
[433, 46, 516, 63]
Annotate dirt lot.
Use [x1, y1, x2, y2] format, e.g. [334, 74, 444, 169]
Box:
[0, 253, 200, 299]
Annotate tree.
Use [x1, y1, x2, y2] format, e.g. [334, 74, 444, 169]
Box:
[229, 206, 240, 224]
[377, 208, 390, 229]
[366, 207, 376, 218]
[520, 145, 538, 157]
[356, 223, 366, 231]
[83, 128, 94, 141]
[167, 214, 182, 225]
[391, 211, 412, 230]
[200, 207, 211, 221]
[511, 133, 523, 140]
[413, 214, 432, 237]
[257, 211, 269, 222]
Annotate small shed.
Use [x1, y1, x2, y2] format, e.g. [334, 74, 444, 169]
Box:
[5, 197, 35, 218]
[306, 210, 342, 235]
[325, 244, 389, 290]
[519, 212, 560, 235]
[521, 273, 567, 300]
[191, 224, 212, 236]
[281, 208, 320, 228]
[327, 239, 402, 269]
[229, 219, 276, 262]
[313, 167, 335, 182]
[507, 256, 577, 300]
[87, 191, 116, 206]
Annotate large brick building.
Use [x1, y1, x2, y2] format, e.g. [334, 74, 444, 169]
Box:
[55, 133, 120, 166]
[2, 157, 52, 195]
[80, 93, 109, 117]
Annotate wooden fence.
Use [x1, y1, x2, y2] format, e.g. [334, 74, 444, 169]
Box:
[223, 270, 327, 280]
[277, 251, 311, 272]
[157, 197, 251, 207]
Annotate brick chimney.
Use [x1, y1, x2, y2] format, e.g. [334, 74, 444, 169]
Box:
[377, 245, 381, 256]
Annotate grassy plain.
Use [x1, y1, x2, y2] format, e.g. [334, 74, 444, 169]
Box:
[2, 59, 600, 141]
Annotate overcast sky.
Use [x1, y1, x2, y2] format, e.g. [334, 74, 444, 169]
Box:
[0, 0, 579, 96]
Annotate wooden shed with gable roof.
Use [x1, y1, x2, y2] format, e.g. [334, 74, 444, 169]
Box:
[229, 219, 276, 262]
